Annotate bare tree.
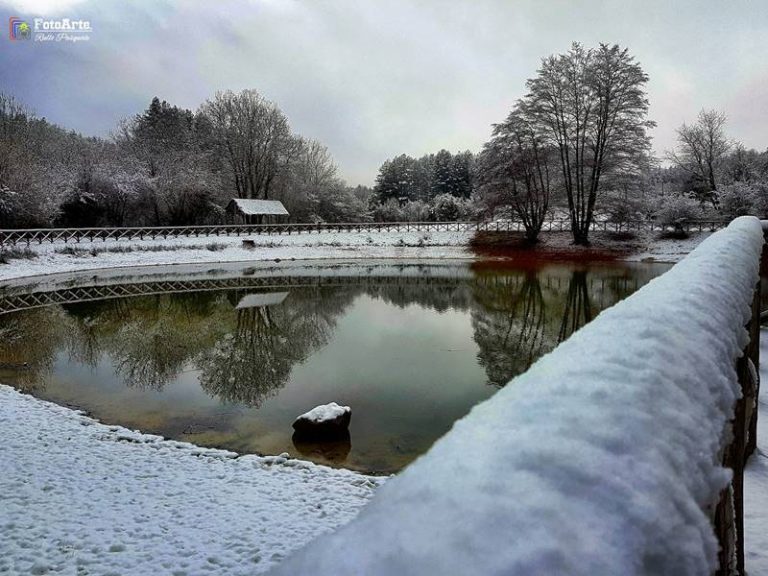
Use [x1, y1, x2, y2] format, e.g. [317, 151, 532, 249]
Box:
[0, 93, 31, 191]
[668, 109, 730, 205]
[525, 43, 654, 245]
[199, 90, 297, 202]
[296, 138, 338, 190]
[477, 107, 556, 242]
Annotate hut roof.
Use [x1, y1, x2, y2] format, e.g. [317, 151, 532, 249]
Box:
[227, 199, 289, 216]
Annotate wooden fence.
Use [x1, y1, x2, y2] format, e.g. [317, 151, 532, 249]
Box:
[713, 246, 763, 575]
[0, 218, 730, 246]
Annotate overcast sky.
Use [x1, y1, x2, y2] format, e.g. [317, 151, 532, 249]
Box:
[1, 0, 766, 185]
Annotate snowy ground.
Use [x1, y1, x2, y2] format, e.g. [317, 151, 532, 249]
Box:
[745, 328, 768, 575]
[0, 228, 713, 282]
[589, 229, 713, 262]
[0, 230, 473, 282]
[0, 385, 383, 576]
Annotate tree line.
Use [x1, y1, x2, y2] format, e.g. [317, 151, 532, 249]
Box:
[374, 43, 768, 243]
[0, 90, 371, 229]
[371, 149, 475, 222]
[2, 43, 768, 240]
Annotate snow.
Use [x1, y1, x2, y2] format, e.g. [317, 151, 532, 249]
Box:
[227, 199, 289, 216]
[296, 402, 351, 424]
[0, 230, 473, 282]
[745, 328, 768, 575]
[269, 216, 764, 576]
[0, 385, 383, 576]
[0, 227, 719, 283]
[620, 232, 712, 263]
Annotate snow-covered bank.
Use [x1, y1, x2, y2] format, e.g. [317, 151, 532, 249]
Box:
[0, 230, 473, 282]
[0, 228, 711, 283]
[0, 385, 383, 576]
[270, 217, 763, 576]
[745, 328, 768, 575]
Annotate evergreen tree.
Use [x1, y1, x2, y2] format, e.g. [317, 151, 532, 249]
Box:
[374, 154, 418, 203]
[451, 151, 474, 198]
[431, 149, 454, 197]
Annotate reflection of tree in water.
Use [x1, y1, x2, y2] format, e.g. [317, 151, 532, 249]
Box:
[197, 287, 356, 407]
[470, 268, 606, 386]
[0, 266, 632, 402]
[0, 286, 353, 399]
[113, 320, 193, 389]
[63, 298, 130, 367]
[63, 292, 225, 390]
[0, 307, 67, 390]
[365, 281, 472, 312]
[471, 272, 549, 386]
[557, 271, 593, 343]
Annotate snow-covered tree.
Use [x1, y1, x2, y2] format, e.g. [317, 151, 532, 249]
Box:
[374, 154, 419, 203]
[476, 106, 557, 242]
[372, 198, 406, 222]
[668, 109, 731, 206]
[525, 43, 654, 244]
[199, 90, 298, 202]
[718, 182, 766, 218]
[654, 194, 701, 228]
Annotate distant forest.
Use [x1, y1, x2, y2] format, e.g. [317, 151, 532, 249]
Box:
[1, 43, 767, 241]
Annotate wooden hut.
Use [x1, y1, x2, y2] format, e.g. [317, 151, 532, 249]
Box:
[226, 199, 289, 224]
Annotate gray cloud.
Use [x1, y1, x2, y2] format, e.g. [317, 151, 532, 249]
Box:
[1, 0, 766, 184]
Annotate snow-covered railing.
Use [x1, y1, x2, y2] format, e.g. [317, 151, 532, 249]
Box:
[269, 216, 764, 576]
[0, 218, 729, 246]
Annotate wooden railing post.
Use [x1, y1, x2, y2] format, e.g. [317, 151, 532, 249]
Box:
[746, 243, 765, 458]
[713, 242, 762, 576]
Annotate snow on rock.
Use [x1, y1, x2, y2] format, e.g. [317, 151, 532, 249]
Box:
[293, 403, 352, 439]
[269, 216, 765, 576]
[0, 385, 383, 576]
[295, 402, 351, 424]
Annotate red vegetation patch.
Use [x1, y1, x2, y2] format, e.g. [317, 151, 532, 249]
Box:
[469, 231, 632, 267]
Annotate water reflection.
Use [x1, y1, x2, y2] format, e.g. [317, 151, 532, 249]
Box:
[558, 271, 593, 343]
[0, 262, 667, 473]
[292, 430, 352, 463]
[472, 272, 547, 386]
[198, 288, 354, 407]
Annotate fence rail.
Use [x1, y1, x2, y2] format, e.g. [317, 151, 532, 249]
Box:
[0, 218, 731, 246]
[0, 272, 644, 316]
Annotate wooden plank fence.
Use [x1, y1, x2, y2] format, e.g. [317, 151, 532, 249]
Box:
[0, 219, 730, 246]
[713, 244, 763, 575]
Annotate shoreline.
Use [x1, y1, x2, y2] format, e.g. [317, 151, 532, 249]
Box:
[0, 228, 711, 284]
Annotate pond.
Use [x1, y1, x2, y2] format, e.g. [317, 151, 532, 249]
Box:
[0, 260, 670, 474]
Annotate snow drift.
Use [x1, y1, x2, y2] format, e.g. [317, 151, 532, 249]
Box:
[269, 216, 764, 576]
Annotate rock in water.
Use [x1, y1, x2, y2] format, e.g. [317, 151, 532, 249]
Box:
[293, 403, 351, 439]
